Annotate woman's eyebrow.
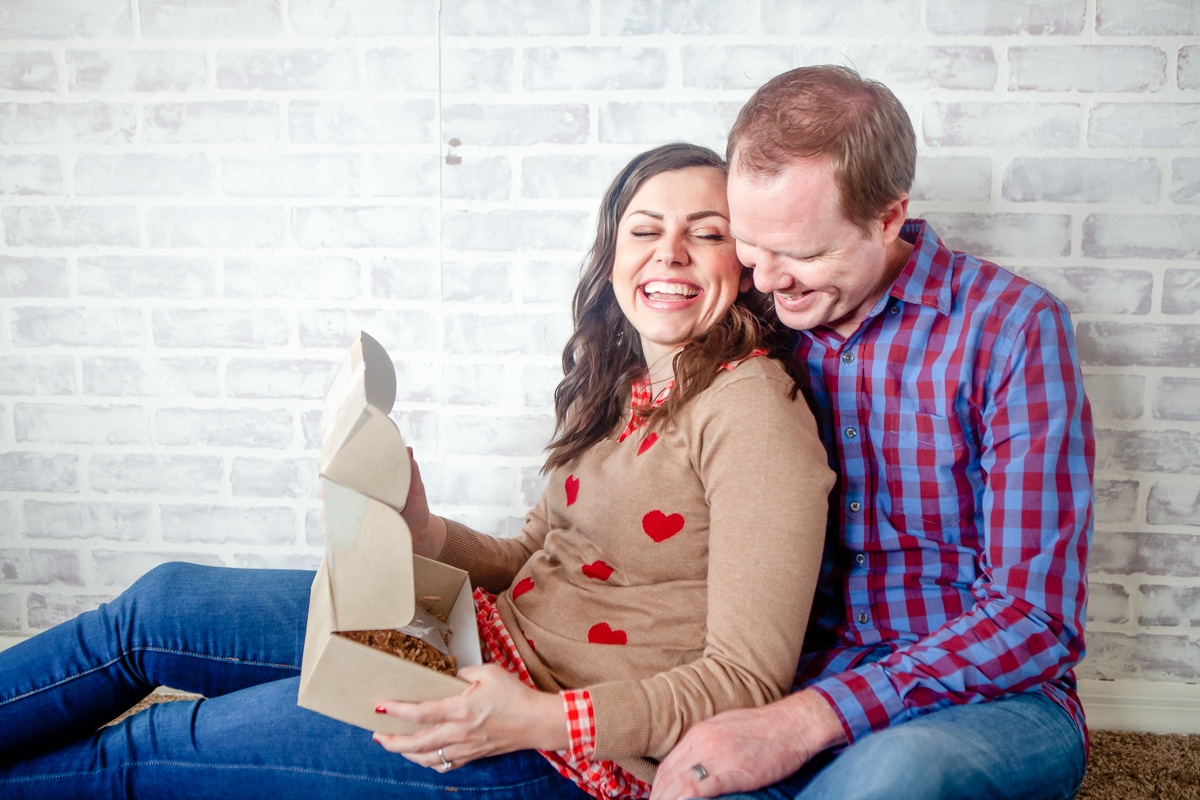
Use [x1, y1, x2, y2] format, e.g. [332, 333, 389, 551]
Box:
[626, 210, 728, 221]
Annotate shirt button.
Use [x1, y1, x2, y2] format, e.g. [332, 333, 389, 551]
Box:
[855, 553, 866, 565]
[857, 612, 869, 624]
[889, 304, 900, 315]
[845, 427, 857, 439]
[849, 501, 861, 512]
[841, 351, 855, 364]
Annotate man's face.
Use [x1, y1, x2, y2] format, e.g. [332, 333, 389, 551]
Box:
[727, 156, 904, 338]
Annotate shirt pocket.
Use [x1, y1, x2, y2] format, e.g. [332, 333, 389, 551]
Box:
[875, 407, 974, 538]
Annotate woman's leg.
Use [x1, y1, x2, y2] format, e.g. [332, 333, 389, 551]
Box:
[0, 562, 314, 757]
[0, 677, 590, 800]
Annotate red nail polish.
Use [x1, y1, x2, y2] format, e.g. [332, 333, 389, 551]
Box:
[375, 705, 387, 714]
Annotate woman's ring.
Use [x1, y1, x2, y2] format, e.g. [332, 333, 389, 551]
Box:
[692, 763, 709, 781]
[438, 747, 453, 772]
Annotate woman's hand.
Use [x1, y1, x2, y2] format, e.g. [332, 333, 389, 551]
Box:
[372, 664, 569, 769]
[400, 447, 448, 559]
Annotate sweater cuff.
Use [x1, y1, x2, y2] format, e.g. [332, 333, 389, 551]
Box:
[437, 518, 483, 570]
[586, 681, 651, 760]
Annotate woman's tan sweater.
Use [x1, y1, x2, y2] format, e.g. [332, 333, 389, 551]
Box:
[438, 356, 834, 783]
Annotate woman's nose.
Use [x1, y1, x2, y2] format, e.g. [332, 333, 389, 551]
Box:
[654, 234, 688, 266]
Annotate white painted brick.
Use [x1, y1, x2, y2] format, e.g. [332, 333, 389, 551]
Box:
[911, 156, 991, 202]
[760, 0, 915, 35]
[223, 256, 361, 300]
[0, 356, 74, 396]
[1078, 322, 1200, 369]
[1082, 374, 1146, 421]
[16, 404, 148, 445]
[89, 454, 224, 495]
[0, 595, 18, 631]
[524, 47, 668, 91]
[154, 408, 293, 448]
[927, 0, 1084, 35]
[11, 307, 143, 348]
[521, 154, 632, 200]
[444, 311, 570, 358]
[370, 258, 439, 301]
[393, 360, 441, 403]
[520, 261, 578, 306]
[0, 256, 69, 296]
[77, 256, 217, 299]
[226, 358, 337, 400]
[1003, 157, 1159, 204]
[366, 154, 439, 197]
[442, 156, 512, 201]
[92, 550, 223, 587]
[148, 206, 285, 248]
[0, 0, 129, 40]
[851, 46, 998, 92]
[443, 0, 588, 35]
[519, 364, 562, 409]
[439, 48, 514, 93]
[24, 500, 154, 542]
[922, 213, 1071, 259]
[301, 411, 322, 450]
[151, 308, 290, 349]
[521, 464, 549, 508]
[1156, 377, 1200, 421]
[1014, 266, 1152, 315]
[0, 548, 83, 586]
[1170, 158, 1200, 204]
[1009, 46, 1166, 93]
[443, 103, 588, 146]
[144, 101, 279, 144]
[1096, 0, 1200, 35]
[680, 45, 821, 91]
[429, 462, 516, 507]
[0, 156, 61, 196]
[0, 453, 78, 493]
[230, 457, 318, 499]
[1163, 268, 1200, 315]
[1074, 631, 1199, 681]
[3, 205, 138, 247]
[394, 409, 438, 452]
[161, 505, 295, 545]
[216, 49, 357, 91]
[75, 153, 213, 196]
[82, 356, 220, 398]
[292, 205, 435, 248]
[1088, 582, 1130, 624]
[1148, 482, 1200, 526]
[296, 308, 439, 352]
[443, 363, 516, 406]
[1182, 46, 1200, 90]
[27, 593, 114, 630]
[139, 0, 281, 39]
[442, 209, 590, 252]
[235, 552, 321, 570]
[289, 99, 434, 145]
[0, 51, 57, 91]
[1138, 585, 1200, 627]
[603, 0, 757, 35]
[441, 412, 555, 457]
[600, 101, 741, 148]
[1095, 478, 1140, 523]
[0, 102, 135, 145]
[1091, 529, 1200, 575]
[289, 0, 437, 37]
[1083, 214, 1200, 259]
[1089, 103, 1200, 148]
[924, 102, 1079, 148]
[441, 262, 514, 302]
[364, 46, 440, 92]
[222, 154, 360, 197]
[67, 49, 207, 92]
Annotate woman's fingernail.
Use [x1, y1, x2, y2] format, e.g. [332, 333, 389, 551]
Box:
[375, 705, 387, 714]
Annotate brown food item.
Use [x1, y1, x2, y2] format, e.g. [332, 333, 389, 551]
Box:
[336, 629, 458, 675]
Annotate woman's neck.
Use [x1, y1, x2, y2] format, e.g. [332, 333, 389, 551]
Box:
[643, 345, 681, 389]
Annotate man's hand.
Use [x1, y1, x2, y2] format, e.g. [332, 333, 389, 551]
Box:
[650, 690, 847, 800]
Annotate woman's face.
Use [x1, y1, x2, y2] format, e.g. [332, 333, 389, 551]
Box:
[611, 166, 749, 372]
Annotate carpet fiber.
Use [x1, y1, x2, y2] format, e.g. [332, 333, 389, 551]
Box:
[114, 695, 1199, 798]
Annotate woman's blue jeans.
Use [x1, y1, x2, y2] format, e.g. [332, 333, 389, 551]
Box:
[0, 563, 587, 799]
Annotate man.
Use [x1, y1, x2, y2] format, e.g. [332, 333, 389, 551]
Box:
[651, 66, 1095, 800]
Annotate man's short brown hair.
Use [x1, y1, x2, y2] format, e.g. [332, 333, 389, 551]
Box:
[727, 65, 917, 237]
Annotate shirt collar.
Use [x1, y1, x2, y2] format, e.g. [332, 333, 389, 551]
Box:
[887, 219, 954, 317]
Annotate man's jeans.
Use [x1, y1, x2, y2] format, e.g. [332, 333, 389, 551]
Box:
[718, 690, 1086, 800]
[0, 563, 586, 800]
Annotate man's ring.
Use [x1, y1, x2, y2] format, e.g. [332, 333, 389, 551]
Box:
[692, 763, 709, 781]
[438, 747, 452, 772]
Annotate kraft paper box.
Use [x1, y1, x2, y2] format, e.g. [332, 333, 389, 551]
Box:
[297, 332, 482, 736]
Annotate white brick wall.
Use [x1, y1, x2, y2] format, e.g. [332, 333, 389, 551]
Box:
[0, 0, 1198, 688]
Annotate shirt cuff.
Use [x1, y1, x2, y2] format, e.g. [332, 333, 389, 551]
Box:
[561, 689, 597, 759]
[809, 663, 908, 743]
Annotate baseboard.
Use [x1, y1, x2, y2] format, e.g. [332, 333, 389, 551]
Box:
[1079, 678, 1200, 734]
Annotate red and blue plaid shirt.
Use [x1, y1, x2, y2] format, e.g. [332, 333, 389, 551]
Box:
[793, 220, 1095, 745]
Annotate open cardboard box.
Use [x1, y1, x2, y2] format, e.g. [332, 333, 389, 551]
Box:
[297, 332, 482, 735]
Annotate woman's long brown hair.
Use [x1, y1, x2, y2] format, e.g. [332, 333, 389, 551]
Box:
[543, 142, 803, 472]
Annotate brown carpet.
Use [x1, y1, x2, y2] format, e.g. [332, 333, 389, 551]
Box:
[114, 695, 1198, 798]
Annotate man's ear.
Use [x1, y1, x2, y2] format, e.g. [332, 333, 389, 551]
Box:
[879, 194, 909, 245]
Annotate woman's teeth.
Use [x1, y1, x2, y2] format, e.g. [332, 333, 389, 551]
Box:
[643, 281, 698, 300]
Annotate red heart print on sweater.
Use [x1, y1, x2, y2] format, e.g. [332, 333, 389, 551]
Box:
[587, 622, 627, 645]
[581, 560, 614, 581]
[642, 509, 685, 542]
[637, 433, 658, 455]
[565, 475, 579, 506]
[512, 576, 534, 600]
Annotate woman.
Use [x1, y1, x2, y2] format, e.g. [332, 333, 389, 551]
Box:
[0, 143, 833, 799]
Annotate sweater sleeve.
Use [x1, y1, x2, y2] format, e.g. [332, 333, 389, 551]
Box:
[438, 491, 552, 596]
[587, 366, 835, 760]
